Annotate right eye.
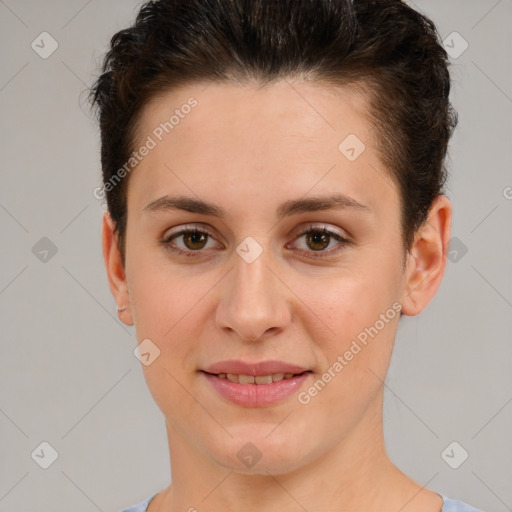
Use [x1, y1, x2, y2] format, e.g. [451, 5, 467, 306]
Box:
[162, 225, 222, 257]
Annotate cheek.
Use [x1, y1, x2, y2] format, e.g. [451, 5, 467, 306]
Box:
[127, 261, 213, 419]
[296, 263, 401, 345]
[281, 270, 400, 451]
[127, 254, 226, 387]
[292, 263, 401, 397]
[128, 251, 209, 337]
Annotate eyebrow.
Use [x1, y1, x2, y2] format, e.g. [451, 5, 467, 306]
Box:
[143, 193, 369, 220]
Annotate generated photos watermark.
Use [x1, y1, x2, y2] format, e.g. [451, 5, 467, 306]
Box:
[297, 301, 402, 405]
[93, 97, 198, 201]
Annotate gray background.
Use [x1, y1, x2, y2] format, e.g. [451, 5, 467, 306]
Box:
[1, 1, 511, 511]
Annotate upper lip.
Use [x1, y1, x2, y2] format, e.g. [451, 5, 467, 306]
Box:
[202, 359, 310, 376]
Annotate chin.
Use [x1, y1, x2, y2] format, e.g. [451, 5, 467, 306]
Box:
[208, 428, 318, 476]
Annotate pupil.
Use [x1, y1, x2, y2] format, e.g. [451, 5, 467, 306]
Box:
[185, 232, 207, 250]
[307, 232, 329, 251]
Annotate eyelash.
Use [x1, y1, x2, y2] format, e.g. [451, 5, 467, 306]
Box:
[161, 224, 350, 260]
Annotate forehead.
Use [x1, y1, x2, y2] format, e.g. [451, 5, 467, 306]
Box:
[128, 79, 396, 217]
[137, 79, 373, 150]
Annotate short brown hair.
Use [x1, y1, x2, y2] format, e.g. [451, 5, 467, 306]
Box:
[90, 0, 458, 266]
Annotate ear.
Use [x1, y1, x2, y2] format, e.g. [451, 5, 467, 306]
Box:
[102, 210, 134, 326]
[400, 195, 452, 316]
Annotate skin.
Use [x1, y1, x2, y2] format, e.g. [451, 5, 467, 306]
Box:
[103, 79, 451, 511]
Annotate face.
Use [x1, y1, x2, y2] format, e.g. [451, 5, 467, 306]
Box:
[118, 80, 411, 474]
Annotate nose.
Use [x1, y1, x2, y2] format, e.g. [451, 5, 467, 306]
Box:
[215, 245, 292, 343]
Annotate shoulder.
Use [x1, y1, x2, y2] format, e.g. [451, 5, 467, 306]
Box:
[120, 494, 157, 512]
[441, 496, 485, 512]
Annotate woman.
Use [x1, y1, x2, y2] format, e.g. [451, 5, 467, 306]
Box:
[91, 0, 483, 510]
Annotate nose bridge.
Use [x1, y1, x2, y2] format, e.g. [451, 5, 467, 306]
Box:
[216, 244, 290, 341]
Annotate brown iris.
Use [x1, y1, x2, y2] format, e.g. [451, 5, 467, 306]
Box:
[183, 231, 208, 250]
[305, 230, 330, 251]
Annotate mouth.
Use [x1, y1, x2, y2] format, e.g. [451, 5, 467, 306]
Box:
[199, 361, 313, 407]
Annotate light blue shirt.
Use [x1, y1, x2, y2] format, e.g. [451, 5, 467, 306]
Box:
[120, 493, 484, 511]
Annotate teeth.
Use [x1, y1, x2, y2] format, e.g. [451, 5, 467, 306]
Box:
[219, 372, 299, 384]
[255, 375, 273, 384]
[239, 374, 255, 384]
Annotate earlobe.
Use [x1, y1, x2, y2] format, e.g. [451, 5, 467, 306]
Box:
[400, 195, 452, 316]
[102, 211, 134, 326]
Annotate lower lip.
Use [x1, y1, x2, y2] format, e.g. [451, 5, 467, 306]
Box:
[201, 371, 312, 407]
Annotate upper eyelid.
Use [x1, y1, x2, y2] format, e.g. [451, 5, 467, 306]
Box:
[297, 223, 349, 239]
[163, 223, 217, 238]
[163, 222, 346, 236]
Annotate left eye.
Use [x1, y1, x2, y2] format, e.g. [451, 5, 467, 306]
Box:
[288, 226, 349, 257]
